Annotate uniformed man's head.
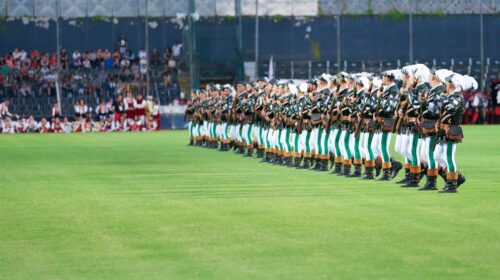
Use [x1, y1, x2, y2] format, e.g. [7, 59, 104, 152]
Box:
[236, 82, 245, 94]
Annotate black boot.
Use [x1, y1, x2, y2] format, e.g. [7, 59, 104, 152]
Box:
[342, 164, 351, 176]
[245, 148, 253, 157]
[349, 164, 362, 177]
[278, 155, 285, 165]
[262, 152, 271, 162]
[438, 168, 447, 183]
[440, 179, 458, 193]
[332, 162, 342, 174]
[396, 168, 410, 184]
[362, 167, 375, 180]
[311, 158, 320, 170]
[300, 158, 311, 169]
[189, 139, 194, 146]
[294, 157, 302, 168]
[256, 149, 263, 158]
[375, 163, 382, 177]
[391, 158, 403, 178]
[319, 159, 328, 171]
[457, 173, 466, 188]
[271, 153, 280, 164]
[419, 163, 428, 182]
[419, 176, 437, 191]
[379, 168, 391, 181]
[403, 173, 420, 187]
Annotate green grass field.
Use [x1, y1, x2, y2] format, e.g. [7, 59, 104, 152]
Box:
[1, 126, 499, 279]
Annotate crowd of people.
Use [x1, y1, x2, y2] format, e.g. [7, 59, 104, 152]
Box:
[186, 64, 477, 193]
[0, 93, 160, 133]
[0, 34, 181, 108]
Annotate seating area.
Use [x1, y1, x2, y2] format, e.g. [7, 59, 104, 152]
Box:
[0, 47, 182, 118]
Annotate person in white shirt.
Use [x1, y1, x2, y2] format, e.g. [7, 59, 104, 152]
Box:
[0, 100, 12, 118]
[1, 117, 16, 134]
[26, 116, 38, 133]
[19, 49, 27, 61]
[38, 117, 51, 133]
[52, 102, 61, 120]
[61, 117, 72, 133]
[172, 42, 183, 58]
[95, 101, 109, 120]
[72, 50, 82, 68]
[15, 117, 27, 133]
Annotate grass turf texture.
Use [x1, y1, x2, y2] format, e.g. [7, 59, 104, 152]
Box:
[0, 126, 499, 279]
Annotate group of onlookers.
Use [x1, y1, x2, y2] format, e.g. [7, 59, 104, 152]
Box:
[0, 34, 181, 101]
[0, 93, 161, 134]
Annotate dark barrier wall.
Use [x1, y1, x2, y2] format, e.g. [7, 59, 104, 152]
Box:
[0, 15, 498, 62]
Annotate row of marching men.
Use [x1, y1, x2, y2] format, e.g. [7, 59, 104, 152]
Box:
[185, 64, 475, 193]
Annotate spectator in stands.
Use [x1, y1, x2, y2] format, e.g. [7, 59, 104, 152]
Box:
[1, 116, 15, 133]
[25, 115, 38, 132]
[113, 95, 125, 123]
[163, 48, 172, 63]
[74, 99, 88, 120]
[30, 49, 40, 66]
[40, 53, 49, 68]
[38, 117, 50, 133]
[471, 91, 489, 124]
[61, 117, 72, 133]
[104, 53, 114, 70]
[52, 102, 61, 120]
[60, 49, 68, 69]
[134, 94, 146, 123]
[49, 53, 57, 69]
[124, 92, 135, 121]
[82, 55, 91, 70]
[491, 72, 500, 124]
[96, 100, 109, 121]
[0, 99, 12, 118]
[138, 48, 148, 80]
[172, 41, 183, 59]
[89, 50, 97, 68]
[52, 117, 62, 133]
[151, 48, 160, 66]
[116, 34, 128, 56]
[72, 50, 82, 68]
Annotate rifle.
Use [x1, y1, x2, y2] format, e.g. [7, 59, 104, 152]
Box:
[354, 97, 369, 138]
[393, 97, 408, 133]
[432, 98, 446, 151]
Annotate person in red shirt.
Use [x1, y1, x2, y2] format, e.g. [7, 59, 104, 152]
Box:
[130, 115, 141, 132]
[52, 102, 61, 121]
[52, 117, 62, 133]
[134, 94, 146, 123]
[49, 53, 58, 68]
[124, 92, 135, 121]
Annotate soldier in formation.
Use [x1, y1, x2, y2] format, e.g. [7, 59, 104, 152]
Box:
[185, 65, 475, 193]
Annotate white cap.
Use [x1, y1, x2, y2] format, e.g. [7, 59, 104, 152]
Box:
[288, 83, 298, 95]
[371, 76, 382, 88]
[298, 83, 308, 93]
[435, 69, 454, 84]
